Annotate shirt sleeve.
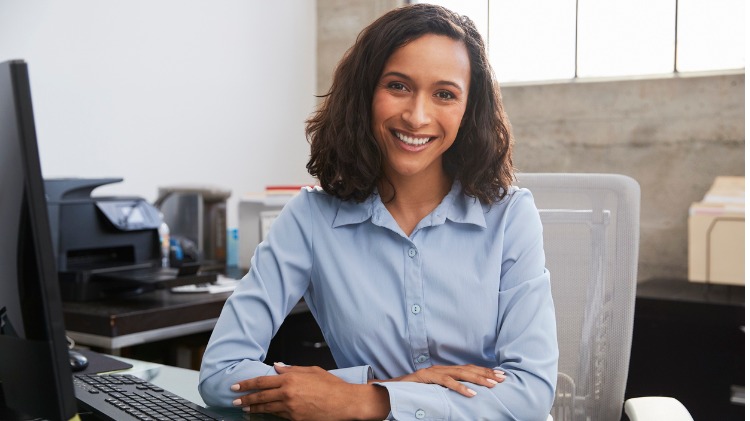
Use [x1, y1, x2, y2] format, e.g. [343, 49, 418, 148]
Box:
[198, 191, 374, 407]
[374, 190, 558, 420]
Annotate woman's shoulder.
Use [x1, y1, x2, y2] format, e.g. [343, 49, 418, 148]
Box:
[475, 184, 540, 225]
[484, 184, 535, 211]
[287, 185, 358, 215]
[287, 185, 336, 207]
[285, 186, 375, 228]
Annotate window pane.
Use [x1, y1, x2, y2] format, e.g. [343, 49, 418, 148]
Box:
[577, 0, 675, 78]
[677, 0, 745, 72]
[488, 0, 577, 83]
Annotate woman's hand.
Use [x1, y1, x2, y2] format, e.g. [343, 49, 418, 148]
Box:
[230, 363, 389, 421]
[375, 364, 506, 397]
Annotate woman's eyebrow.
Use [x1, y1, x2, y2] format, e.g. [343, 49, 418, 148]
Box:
[380, 71, 465, 93]
[435, 80, 464, 93]
[380, 71, 412, 82]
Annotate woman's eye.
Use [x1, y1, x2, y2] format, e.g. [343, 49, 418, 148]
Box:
[436, 91, 455, 100]
[387, 82, 408, 91]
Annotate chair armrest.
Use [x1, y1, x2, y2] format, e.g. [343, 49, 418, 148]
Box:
[624, 397, 693, 421]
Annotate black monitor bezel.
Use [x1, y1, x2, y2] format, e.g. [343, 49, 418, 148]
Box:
[0, 59, 79, 420]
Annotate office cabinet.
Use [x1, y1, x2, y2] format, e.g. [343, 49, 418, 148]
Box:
[265, 310, 336, 370]
[625, 278, 744, 421]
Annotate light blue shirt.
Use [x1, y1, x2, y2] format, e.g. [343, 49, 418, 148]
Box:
[199, 181, 558, 420]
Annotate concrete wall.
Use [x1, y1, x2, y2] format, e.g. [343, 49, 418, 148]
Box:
[503, 74, 745, 281]
[316, 1, 745, 282]
[316, 0, 402, 95]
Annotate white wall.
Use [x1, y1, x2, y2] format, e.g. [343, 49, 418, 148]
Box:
[0, 0, 317, 228]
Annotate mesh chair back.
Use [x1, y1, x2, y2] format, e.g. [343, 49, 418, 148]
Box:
[516, 173, 641, 421]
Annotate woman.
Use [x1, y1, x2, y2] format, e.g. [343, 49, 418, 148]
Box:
[199, 4, 557, 420]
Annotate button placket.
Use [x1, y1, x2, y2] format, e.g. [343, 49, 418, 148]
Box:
[404, 242, 430, 370]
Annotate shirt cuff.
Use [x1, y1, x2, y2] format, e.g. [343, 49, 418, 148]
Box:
[328, 365, 373, 384]
[373, 382, 448, 420]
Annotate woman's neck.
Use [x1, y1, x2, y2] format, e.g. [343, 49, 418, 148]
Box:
[378, 172, 453, 236]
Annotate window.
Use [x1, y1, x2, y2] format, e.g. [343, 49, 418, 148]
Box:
[677, 0, 746, 72]
[412, 0, 745, 83]
[488, 0, 577, 82]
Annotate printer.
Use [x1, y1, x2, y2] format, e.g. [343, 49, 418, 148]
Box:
[44, 178, 215, 301]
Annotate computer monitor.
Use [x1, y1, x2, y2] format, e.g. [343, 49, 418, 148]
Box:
[0, 59, 80, 420]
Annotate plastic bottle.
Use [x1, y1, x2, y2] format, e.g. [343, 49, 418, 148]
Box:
[158, 214, 171, 268]
[226, 228, 239, 268]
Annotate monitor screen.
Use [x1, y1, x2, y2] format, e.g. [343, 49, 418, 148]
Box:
[0, 60, 79, 420]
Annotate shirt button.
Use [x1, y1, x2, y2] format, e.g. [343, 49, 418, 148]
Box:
[416, 355, 428, 363]
[411, 304, 421, 314]
[415, 409, 426, 419]
[408, 248, 417, 257]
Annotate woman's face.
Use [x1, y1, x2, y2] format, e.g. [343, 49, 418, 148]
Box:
[371, 34, 471, 182]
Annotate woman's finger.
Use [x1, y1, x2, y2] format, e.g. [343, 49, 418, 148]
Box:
[424, 372, 478, 398]
[441, 365, 506, 388]
[243, 400, 286, 414]
[416, 365, 506, 390]
[233, 387, 285, 407]
[232, 374, 285, 393]
[448, 364, 505, 381]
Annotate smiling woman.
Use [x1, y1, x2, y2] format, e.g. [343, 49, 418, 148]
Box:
[199, 4, 558, 420]
[307, 4, 514, 207]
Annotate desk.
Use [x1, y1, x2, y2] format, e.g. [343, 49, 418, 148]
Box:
[63, 289, 233, 355]
[63, 288, 310, 356]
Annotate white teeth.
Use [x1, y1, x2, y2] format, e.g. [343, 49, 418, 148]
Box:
[395, 131, 430, 146]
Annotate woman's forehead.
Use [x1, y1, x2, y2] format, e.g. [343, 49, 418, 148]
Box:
[380, 34, 470, 87]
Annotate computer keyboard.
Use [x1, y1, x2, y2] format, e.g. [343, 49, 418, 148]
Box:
[74, 373, 223, 421]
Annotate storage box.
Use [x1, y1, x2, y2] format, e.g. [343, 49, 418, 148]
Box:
[688, 177, 745, 285]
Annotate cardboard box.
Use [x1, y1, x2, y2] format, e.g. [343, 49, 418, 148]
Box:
[688, 177, 745, 285]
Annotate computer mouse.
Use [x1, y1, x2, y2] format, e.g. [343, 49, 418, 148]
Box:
[69, 350, 89, 372]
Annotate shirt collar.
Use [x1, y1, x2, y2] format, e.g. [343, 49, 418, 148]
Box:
[442, 180, 487, 229]
[331, 193, 378, 228]
[331, 180, 487, 229]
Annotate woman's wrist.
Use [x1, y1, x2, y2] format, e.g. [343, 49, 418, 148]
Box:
[347, 383, 390, 420]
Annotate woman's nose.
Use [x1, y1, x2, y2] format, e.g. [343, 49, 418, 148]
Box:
[401, 94, 432, 128]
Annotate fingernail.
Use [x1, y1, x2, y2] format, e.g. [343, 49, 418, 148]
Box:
[467, 388, 478, 396]
[230, 384, 240, 391]
[486, 378, 498, 385]
[232, 399, 242, 406]
[494, 370, 505, 378]
[274, 361, 287, 367]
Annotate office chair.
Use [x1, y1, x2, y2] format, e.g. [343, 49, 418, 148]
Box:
[516, 173, 693, 421]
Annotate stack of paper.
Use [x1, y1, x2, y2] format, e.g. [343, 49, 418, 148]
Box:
[688, 176, 745, 285]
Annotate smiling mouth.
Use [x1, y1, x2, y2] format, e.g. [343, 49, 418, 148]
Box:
[392, 130, 434, 146]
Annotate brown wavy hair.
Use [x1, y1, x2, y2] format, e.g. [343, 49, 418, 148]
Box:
[306, 3, 515, 204]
